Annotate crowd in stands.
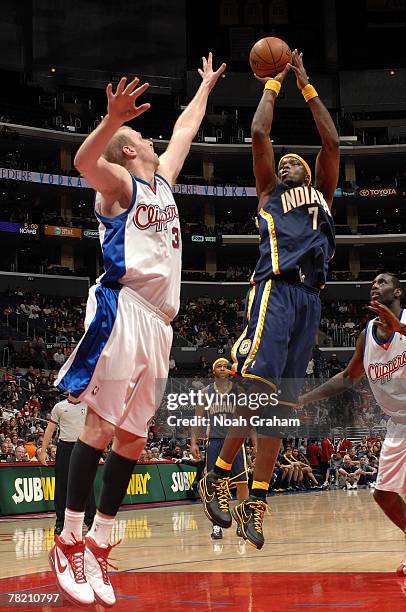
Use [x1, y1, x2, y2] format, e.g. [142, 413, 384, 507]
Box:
[174, 297, 369, 349]
[0, 289, 380, 356]
[137, 431, 383, 495]
[1, 287, 85, 363]
[319, 301, 368, 347]
[0, 364, 59, 463]
[174, 296, 244, 349]
[182, 267, 252, 282]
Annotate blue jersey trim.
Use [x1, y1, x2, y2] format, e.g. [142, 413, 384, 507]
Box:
[94, 176, 138, 223]
[155, 173, 172, 190]
[96, 178, 138, 284]
[371, 308, 403, 347]
[131, 174, 156, 190]
[371, 318, 394, 346]
[57, 285, 120, 397]
[362, 322, 369, 359]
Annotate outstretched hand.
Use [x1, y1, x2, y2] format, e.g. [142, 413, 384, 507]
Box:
[198, 52, 227, 90]
[368, 300, 403, 334]
[254, 62, 291, 86]
[288, 49, 310, 90]
[106, 77, 151, 124]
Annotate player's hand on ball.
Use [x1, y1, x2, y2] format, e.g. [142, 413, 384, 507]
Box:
[288, 49, 310, 90]
[368, 300, 403, 334]
[106, 77, 151, 125]
[198, 52, 227, 90]
[254, 62, 291, 86]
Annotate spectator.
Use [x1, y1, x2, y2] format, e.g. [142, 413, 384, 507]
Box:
[306, 439, 322, 471]
[338, 455, 362, 489]
[24, 434, 37, 459]
[322, 452, 343, 488]
[320, 435, 335, 479]
[53, 349, 66, 367]
[326, 354, 342, 377]
[291, 448, 320, 488]
[168, 354, 177, 376]
[14, 445, 29, 461]
[335, 435, 353, 456]
[357, 456, 377, 487]
[306, 358, 315, 378]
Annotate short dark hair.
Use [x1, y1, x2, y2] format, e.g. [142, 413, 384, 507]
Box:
[386, 273, 402, 291]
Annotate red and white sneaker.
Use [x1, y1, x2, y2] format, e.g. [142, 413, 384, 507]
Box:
[84, 536, 120, 607]
[49, 534, 94, 607]
[396, 561, 406, 577]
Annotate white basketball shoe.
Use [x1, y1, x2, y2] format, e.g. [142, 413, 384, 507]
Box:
[84, 536, 118, 607]
[396, 555, 406, 577]
[49, 534, 94, 607]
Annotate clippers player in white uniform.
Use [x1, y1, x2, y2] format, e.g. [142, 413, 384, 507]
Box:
[49, 54, 226, 607]
[299, 272, 406, 576]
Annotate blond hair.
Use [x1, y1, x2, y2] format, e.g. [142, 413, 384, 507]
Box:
[103, 126, 134, 167]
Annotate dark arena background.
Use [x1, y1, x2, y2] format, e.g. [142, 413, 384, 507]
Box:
[0, 1, 405, 610]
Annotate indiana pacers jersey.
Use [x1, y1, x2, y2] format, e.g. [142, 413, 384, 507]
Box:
[95, 173, 181, 321]
[253, 182, 335, 288]
[363, 310, 406, 422]
[202, 380, 240, 439]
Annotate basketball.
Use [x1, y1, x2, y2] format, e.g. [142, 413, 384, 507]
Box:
[249, 36, 292, 78]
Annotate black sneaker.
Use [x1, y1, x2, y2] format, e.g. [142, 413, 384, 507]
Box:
[232, 495, 269, 550]
[211, 525, 223, 540]
[54, 525, 63, 536]
[236, 525, 243, 538]
[199, 470, 232, 528]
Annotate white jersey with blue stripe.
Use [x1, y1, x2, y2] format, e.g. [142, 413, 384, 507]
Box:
[95, 173, 181, 321]
[363, 308, 406, 421]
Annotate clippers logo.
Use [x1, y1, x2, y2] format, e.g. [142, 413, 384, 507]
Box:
[134, 203, 178, 232]
[368, 350, 406, 384]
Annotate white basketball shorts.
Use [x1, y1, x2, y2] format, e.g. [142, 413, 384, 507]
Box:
[55, 284, 173, 437]
[375, 418, 406, 494]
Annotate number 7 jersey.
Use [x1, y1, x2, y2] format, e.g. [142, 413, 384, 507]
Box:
[253, 182, 335, 288]
[95, 173, 181, 320]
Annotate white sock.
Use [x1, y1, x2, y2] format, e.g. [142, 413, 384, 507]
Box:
[87, 513, 115, 547]
[61, 509, 85, 543]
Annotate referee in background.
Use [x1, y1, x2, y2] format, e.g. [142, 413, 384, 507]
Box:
[40, 396, 96, 535]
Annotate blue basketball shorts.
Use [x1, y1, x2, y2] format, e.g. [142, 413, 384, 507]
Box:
[228, 278, 321, 405]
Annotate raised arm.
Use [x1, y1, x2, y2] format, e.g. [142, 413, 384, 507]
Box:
[251, 66, 290, 201]
[74, 77, 150, 199]
[158, 53, 226, 186]
[289, 50, 340, 207]
[299, 330, 366, 405]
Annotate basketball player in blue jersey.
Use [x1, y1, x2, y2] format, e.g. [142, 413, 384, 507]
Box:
[49, 53, 226, 607]
[190, 358, 251, 540]
[200, 49, 340, 550]
[299, 273, 406, 576]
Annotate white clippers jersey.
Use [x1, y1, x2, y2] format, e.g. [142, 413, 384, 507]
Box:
[95, 174, 181, 321]
[363, 309, 406, 421]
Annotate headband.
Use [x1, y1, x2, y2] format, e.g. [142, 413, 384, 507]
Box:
[278, 154, 312, 185]
[212, 358, 229, 370]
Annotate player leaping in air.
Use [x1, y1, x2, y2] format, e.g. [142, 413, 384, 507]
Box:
[199, 49, 340, 550]
[299, 272, 406, 576]
[49, 53, 225, 607]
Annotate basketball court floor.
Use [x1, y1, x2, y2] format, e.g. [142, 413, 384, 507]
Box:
[0, 489, 405, 610]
